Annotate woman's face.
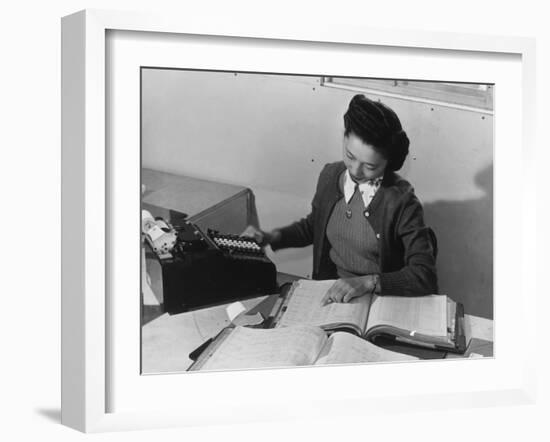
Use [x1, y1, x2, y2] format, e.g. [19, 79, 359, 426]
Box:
[343, 133, 388, 183]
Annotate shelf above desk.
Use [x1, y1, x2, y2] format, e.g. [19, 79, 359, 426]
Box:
[142, 167, 257, 234]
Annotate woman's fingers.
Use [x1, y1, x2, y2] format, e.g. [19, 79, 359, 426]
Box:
[320, 291, 331, 306]
[241, 225, 264, 244]
[321, 278, 370, 305]
[241, 225, 258, 237]
[321, 281, 350, 305]
[342, 291, 358, 303]
[321, 283, 339, 305]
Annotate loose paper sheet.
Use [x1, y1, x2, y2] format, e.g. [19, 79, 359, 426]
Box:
[315, 332, 418, 365]
[226, 302, 247, 322]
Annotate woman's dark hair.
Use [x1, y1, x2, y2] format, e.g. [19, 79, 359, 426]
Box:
[343, 94, 410, 171]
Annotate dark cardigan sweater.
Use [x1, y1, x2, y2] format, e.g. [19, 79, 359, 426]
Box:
[271, 161, 438, 296]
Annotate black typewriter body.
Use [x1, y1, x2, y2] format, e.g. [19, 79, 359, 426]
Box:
[146, 219, 278, 313]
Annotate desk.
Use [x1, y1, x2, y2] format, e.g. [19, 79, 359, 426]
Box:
[140, 169, 494, 373]
[141, 289, 494, 374]
[142, 168, 257, 234]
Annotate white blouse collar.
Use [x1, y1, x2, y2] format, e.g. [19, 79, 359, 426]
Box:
[343, 169, 383, 205]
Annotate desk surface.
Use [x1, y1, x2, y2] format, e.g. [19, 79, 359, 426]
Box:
[141, 169, 494, 373]
[141, 293, 494, 374]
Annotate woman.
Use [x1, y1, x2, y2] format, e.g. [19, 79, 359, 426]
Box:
[243, 94, 438, 304]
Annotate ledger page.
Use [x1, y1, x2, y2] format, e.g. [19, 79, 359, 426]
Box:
[199, 325, 327, 371]
[276, 280, 371, 332]
[315, 332, 418, 365]
[367, 294, 447, 338]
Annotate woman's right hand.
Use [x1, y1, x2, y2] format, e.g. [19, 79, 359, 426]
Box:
[241, 225, 279, 247]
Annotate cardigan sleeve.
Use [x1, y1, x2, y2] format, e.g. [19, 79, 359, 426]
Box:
[270, 210, 316, 250]
[378, 192, 439, 296]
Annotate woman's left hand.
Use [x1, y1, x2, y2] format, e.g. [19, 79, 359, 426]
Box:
[320, 275, 375, 306]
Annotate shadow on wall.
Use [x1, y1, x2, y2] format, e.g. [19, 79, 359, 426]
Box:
[424, 164, 493, 320]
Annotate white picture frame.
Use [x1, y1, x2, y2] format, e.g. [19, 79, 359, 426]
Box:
[61, 9, 537, 433]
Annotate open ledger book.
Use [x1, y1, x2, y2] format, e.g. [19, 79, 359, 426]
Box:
[269, 279, 466, 353]
[188, 325, 417, 371]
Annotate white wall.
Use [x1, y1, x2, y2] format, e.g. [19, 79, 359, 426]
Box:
[142, 69, 493, 318]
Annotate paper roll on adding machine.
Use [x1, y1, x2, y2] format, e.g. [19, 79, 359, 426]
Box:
[141, 210, 278, 313]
